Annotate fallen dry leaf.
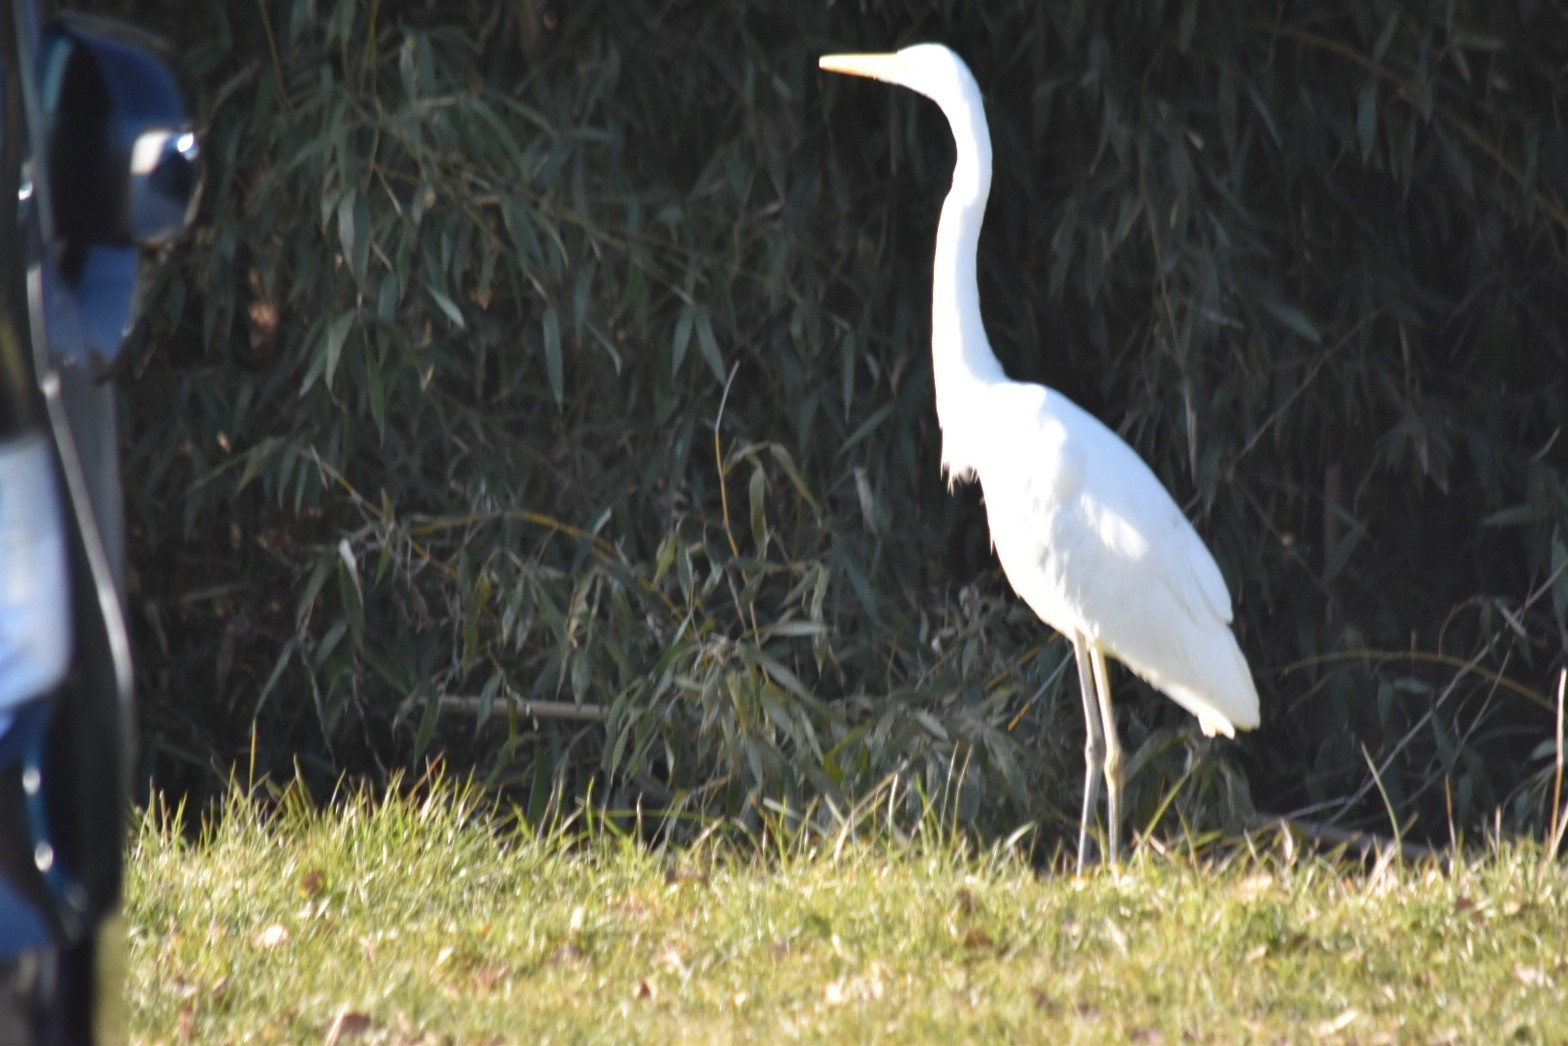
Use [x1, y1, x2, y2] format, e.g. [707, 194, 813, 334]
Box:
[823, 963, 888, 1007]
[252, 924, 290, 949]
[474, 965, 510, 991]
[1238, 872, 1276, 900]
[616, 893, 655, 922]
[1516, 965, 1552, 989]
[962, 928, 995, 950]
[664, 865, 711, 887]
[547, 942, 584, 966]
[1314, 1007, 1360, 1038]
[323, 1008, 374, 1044]
[1031, 986, 1062, 1015]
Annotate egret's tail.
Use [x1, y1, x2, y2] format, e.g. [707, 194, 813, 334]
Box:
[1163, 632, 1260, 738]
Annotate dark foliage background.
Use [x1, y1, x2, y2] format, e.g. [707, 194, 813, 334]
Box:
[76, 0, 1568, 848]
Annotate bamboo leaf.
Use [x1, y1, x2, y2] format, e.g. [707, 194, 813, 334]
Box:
[543, 307, 564, 403]
[671, 303, 694, 378]
[324, 311, 354, 391]
[748, 464, 768, 555]
[1372, 12, 1400, 63]
[695, 307, 726, 382]
[428, 285, 465, 329]
[1260, 297, 1321, 345]
[1357, 81, 1377, 161]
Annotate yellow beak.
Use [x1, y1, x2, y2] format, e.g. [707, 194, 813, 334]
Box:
[818, 53, 902, 82]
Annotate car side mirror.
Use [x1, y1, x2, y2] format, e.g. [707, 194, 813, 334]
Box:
[29, 14, 202, 376]
[40, 13, 202, 249]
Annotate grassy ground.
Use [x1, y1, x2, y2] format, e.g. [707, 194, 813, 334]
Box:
[127, 779, 1568, 1044]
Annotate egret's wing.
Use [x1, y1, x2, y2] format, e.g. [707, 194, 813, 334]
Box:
[1154, 481, 1233, 625]
[975, 383, 1258, 733]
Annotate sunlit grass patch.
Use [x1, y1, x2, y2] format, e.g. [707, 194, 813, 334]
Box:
[128, 776, 1568, 1043]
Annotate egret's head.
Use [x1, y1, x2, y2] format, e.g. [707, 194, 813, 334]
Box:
[819, 44, 980, 116]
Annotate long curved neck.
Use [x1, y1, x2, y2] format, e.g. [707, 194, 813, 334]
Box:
[930, 83, 1006, 479]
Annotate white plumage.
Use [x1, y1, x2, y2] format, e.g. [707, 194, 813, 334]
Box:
[821, 43, 1259, 867]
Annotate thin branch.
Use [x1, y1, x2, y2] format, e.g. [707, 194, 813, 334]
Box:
[1252, 811, 1443, 865]
[1549, 668, 1567, 855]
[438, 694, 609, 723]
[713, 360, 743, 559]
[1280, 647, 1551, 712]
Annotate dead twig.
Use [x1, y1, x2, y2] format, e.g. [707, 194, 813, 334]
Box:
[438, 695, 609, 723]
[1252, 811, 1443, 865]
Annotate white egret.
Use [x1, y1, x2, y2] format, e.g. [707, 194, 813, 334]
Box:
[820, 44, 1260, 868]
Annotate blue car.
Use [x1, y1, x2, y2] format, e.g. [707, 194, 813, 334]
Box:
[1, 2, 199, 1039]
